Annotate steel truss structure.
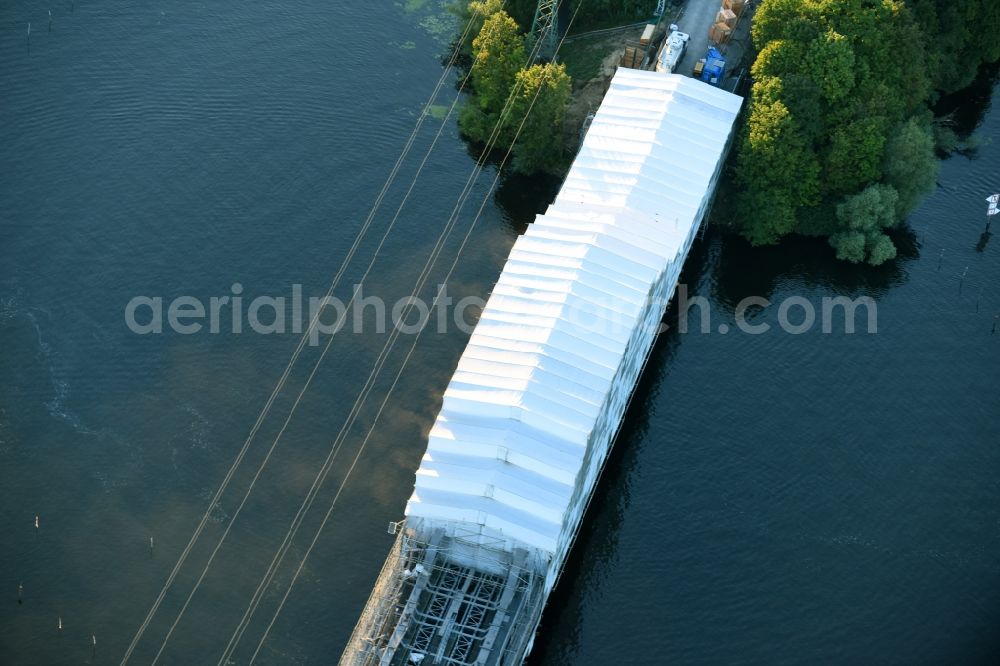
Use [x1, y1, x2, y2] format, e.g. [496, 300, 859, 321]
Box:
[529, 0, 559, 61]
[341, 525, 547, 666]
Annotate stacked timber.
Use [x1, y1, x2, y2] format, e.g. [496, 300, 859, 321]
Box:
[717, 8, 737, 28]
[709, 21, 732, 44]
[620, 45, 643, 69]
[640, 24, 655, 46]
[723, 0, 746, 14]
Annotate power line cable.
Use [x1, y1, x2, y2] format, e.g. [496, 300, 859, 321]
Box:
[144, 7, 518, 662]
[214, 7, 558, 661]
[120, 12, 482, 665]
[243, 7, 583, 662]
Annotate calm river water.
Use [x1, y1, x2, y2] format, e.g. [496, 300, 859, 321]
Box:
[1, 1, 998, 664]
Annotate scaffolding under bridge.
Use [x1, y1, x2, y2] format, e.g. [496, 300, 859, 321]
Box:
[340, 524, 548, 666]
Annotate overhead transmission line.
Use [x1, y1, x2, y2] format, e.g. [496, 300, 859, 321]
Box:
[140, 0, 572, 659]
[141, 1, 534, 661]
[239, 5, 583, 663]
[120, 11, 484, 665]
[146, 12, 502, 663]
[213, 6, 564, 661]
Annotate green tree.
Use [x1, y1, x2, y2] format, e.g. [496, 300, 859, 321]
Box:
[805, 30, 855, 103]
[735, 0, 961, 264]
[468, 0, 503, 17]
[867, 233, 898, 265]
[565, 0, 654, 32]
[456, 7, 572, 174]
[837, 183, 899, 231]
[883, 117, 938, 216]
[461, 0, 504, 51]
[829, 230, 868, 263]
[469, 0, 653, 35]
[504, 0, 540, 31]
[907, 0, 1000, 92]
[751, 40, 808, 80]
[752, 0, 809, 46]
[459, 10, 527, 145]
[508, 62, 572, 173]
[782, 75, 825, 141]
[824, 116, 887, 195]
[829, 183, 900, 265]
[451, 0, 534, 37]
[737, 96, 821, 244]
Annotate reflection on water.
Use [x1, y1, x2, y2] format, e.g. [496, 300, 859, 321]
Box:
[528, 60, 1000, 666]
[976, 229, 992, 253]
[935, 60, 999, 138]
[707, 228, 917, 310]
[493, 170, 564, 235]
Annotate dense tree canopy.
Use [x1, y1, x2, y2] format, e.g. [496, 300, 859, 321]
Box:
[459, 10, 527, 146]
[509, 63, 572, 173]
[564, 0, 656, 31]
[830, 184, 900, 265]
[882, 117, 939, 216]
[463, 0, 505, 48]
[908, 0, 1000, 92]
[737, 95, 820, 245]
[457, 5, 572, 174]
[736, 0, 999, 265]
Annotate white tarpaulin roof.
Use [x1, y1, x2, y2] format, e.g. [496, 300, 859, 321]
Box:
[405, 70, 742, 555]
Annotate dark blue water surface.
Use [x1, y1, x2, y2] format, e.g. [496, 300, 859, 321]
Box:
[1, 1, 998, 665]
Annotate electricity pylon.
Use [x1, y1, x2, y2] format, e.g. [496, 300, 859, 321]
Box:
[529, 0, 559, 61]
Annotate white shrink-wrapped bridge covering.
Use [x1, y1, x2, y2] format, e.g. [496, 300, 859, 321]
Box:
[342, 70, 742, 666]
[407, 69, 742, 581]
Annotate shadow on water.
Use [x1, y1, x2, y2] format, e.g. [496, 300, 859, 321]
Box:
[493, 170, 563, 234]
[456, 134, 564, 235]
[525, 59, 1000, 663]
[976, 229, 992, 253]
[527, 320, 685, 666]
[525, 241, 717, 665]
[934, 59, 1000, 138]
[707, 225, 919, 310]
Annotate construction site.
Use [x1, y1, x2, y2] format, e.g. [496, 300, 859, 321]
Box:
[561, 0, 755, 145]
[340, 61, 743, 666]
[337, 2, 751, 664]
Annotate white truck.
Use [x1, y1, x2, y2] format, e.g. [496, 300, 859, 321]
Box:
[656, 25, 690, 73]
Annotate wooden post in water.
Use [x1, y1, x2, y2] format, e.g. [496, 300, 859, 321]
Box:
[17, 582, 23, 605]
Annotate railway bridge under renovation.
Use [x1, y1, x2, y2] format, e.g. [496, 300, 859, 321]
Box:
[340, 68, 743, 665]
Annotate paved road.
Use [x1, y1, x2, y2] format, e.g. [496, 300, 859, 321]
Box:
[672, 0, 732, 78]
